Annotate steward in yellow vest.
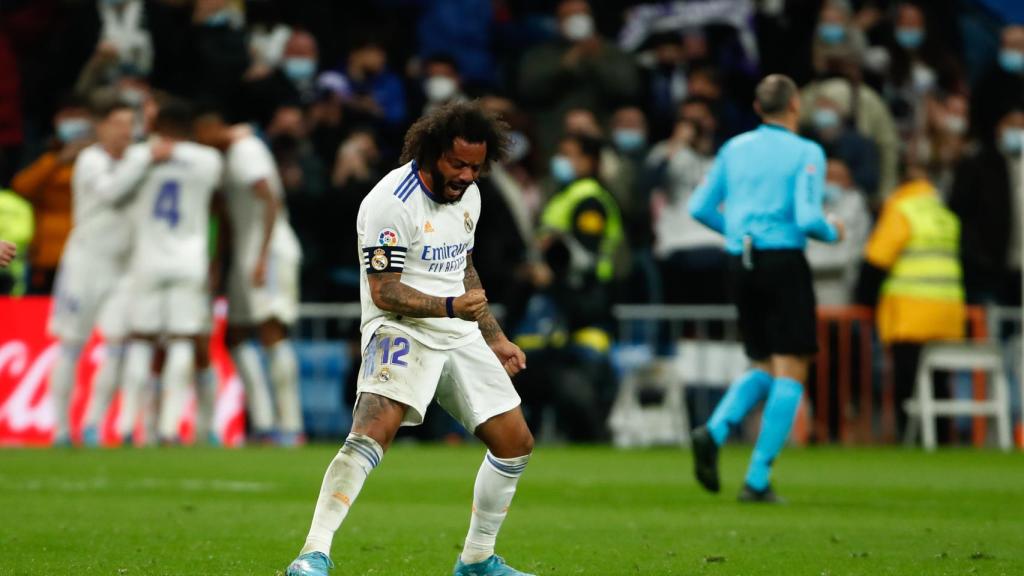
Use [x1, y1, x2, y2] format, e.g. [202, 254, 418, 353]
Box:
[863, 178, 965, 344]
[857, 174, 965, 439]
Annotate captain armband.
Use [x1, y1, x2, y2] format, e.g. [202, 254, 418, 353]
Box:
[363, 246, 408, 274]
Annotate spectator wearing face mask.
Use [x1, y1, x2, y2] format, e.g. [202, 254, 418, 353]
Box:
[802, 93, 880, 198]
[518, 0, 640, 165]
[607, 106, 648, 227]
[800, 69, 900, 202]
[950, 107, 1024, 305]
[420, 54, 467, 117]
[812, 0, 868, 76]
[10, 97, 93, 294]
[805, 158, 871, 306]
[879, 2, 963, 142]
[237, 30, 317, 126]
[971, 24, 1024, 145]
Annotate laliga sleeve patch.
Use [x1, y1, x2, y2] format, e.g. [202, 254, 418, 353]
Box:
[378, 228, 400, 247]
[363, 245, 407, 274]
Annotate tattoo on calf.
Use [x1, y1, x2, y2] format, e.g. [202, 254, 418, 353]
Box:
[353, 393, 403, 430]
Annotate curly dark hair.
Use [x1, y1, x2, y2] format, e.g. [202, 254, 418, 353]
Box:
[400, 100, 509, 171]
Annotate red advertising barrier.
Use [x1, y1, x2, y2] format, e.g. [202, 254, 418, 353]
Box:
[0, 297, 246, 446]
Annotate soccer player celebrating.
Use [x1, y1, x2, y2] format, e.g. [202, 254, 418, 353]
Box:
[286, 102, 535, 576]
[47, 99, 139, 446]
[687, 75, 845, 502]
[194, 110, 304, 445]
[115, 101, 223, 445]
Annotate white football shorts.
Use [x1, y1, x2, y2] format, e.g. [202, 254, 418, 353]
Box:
[227, 251, 299, 326]
[355, 326, 522, 432]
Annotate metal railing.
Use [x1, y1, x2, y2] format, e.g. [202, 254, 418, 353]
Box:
[610, 303, 1021, 446]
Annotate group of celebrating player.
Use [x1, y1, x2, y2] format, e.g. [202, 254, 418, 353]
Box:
[48, 95, 304, 448]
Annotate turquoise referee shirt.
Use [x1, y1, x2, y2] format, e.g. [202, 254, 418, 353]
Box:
[688, 123, 839, 255]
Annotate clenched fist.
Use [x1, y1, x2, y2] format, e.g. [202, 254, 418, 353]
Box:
[453, 288, 488, 321]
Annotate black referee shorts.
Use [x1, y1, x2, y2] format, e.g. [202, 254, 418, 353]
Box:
[728, 249, 818, 361]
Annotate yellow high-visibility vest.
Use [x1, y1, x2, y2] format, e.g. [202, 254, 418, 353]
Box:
[881, 194, 963, 302]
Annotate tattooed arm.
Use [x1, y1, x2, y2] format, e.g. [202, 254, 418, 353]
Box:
[464, 255, 528, 375]
[463, 254, 504, 344]
[368, 272, 487, 320]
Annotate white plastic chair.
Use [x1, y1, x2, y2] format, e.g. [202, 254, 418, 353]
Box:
[903, 342, 1012, 451]
[608, 359, 689, 448]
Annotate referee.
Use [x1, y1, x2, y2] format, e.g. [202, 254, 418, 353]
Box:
[687, 74, 845, 503]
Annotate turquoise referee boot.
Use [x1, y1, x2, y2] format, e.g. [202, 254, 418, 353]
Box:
[453, 555, 535, 576]
[286, 551, 333, 576]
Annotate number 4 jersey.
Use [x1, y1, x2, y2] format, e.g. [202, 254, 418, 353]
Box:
[125, 140, 223, 284]
[356, 160, 482, 351]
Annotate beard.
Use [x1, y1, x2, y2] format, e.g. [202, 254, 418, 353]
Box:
[431, 165, 471, 204]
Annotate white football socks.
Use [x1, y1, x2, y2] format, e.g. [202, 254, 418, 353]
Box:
[158, 340, 194, 442]
[300, 433, 384, 556]
[118, 340, 154, 441]
[460, 451, 531, 564]
[49, 342, 82, 441]
[83, 342, 124, 430]
[269, 340, 302, 434]
[195, 365, 219, 442]
[230, 343, 275, 434]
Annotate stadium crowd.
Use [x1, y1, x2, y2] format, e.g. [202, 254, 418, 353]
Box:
[1, 0, 1023, 443]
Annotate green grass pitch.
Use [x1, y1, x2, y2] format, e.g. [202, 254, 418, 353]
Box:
[1, 444, 1022, 575]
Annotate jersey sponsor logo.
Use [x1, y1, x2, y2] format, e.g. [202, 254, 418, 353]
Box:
[464, 211, 474, 233]
[370, 248, 389, 271]
[421, 241, 471, 273]
[378, 228, 399, 247]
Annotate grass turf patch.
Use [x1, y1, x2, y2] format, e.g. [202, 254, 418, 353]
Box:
[0, 445, 1021, 575]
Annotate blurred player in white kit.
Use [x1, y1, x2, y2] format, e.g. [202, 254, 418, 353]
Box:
[48, 99, 139, 446]
[194, 110, 305, 445]
[115, 101, 223, 445]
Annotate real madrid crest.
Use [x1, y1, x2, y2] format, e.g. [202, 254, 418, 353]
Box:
[377, 367, 391, 382]
[371, 248, 389, 271]
[464, 210, 474, 233]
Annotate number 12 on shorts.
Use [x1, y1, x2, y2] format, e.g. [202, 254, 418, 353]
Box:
[379, 336, 410, 367]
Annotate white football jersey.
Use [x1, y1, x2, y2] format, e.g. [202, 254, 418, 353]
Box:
[223, 134, 302, 265]
[66, 144, 133, 266]
[356, 161, 482, 350]
[127, 141, 222, 283]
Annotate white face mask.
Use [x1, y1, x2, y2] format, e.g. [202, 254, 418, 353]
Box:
[942, 115, 966, 136]
[562, 13, 594, 42]
[423, 76, 457, 103]
[911, 65, 936, 93]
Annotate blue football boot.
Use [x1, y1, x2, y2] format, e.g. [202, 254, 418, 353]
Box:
[286, 551, 333, 576]
[81, 425, 100, 447]
[453, 555, 535, 576]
